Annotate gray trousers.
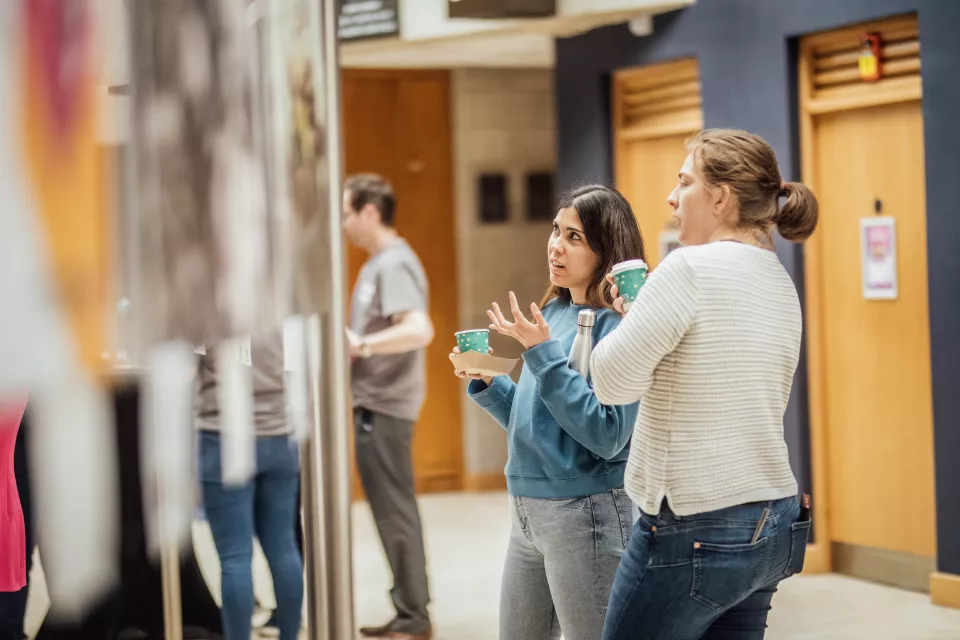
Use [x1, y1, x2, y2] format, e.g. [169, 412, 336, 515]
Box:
[500, 489, 638, 640]
[354, 408, 431, 634]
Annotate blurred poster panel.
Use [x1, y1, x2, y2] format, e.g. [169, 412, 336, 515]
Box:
[0, 0, 113, 387]
[271, 0, 335, 315]
[129, 0, 335, 547]
[0, 0, 120, 617]
[131, 0, 294, 349]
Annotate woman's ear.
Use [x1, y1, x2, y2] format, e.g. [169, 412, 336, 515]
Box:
[713, 183, 733, 218]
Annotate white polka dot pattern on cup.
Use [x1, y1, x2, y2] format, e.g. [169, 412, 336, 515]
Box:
[456, 330, 490, 353]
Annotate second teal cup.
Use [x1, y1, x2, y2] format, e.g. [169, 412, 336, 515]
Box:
[611, 259, 649, 310]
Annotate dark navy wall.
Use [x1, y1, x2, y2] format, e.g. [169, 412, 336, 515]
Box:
[916, 1, 960, 578]
[555, 0, 960, 574]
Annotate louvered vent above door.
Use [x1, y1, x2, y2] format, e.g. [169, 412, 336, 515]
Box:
[614, 58, 702, 141]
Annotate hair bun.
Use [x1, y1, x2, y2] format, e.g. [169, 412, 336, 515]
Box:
[776, 182, 819, 242]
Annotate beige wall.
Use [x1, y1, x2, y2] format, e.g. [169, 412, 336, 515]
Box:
[451, 69, 557, 478]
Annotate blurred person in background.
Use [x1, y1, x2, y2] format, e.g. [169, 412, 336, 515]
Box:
[450, 185, 644, 640]
[196, 333, 303, 640]
[0, 395, 28, 640]
[592, 129, 817, 640]
[342, 174, 434, 640]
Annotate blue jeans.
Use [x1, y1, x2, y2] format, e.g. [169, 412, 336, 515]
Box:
[603, 496, 810, 640]
[500, 488, 637, 640]
[199, 431, 303, 640]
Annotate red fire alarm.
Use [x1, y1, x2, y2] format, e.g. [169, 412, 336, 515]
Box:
[859, 33, 882, 82]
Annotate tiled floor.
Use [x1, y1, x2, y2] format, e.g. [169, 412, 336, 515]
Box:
[350, 493, 960, 640]
[25, 492, 960, 639]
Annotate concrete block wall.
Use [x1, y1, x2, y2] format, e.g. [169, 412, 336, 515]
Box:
[451, 68, 557, 481]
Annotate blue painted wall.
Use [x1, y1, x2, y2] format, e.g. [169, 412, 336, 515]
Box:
[555, 0, 960, 574]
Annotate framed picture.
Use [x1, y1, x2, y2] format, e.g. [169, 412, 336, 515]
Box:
[860, 216, 898, 300]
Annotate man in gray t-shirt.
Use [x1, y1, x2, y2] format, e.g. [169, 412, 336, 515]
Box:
[343, 174, 434, 640]
[349, 240, 429, 421]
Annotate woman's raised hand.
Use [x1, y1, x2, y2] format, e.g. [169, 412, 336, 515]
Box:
[488, 291, 551, 350]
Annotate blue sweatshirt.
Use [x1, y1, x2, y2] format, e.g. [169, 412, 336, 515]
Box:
[467, 299, 639, 498]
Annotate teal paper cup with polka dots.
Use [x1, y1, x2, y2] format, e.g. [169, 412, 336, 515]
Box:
[611, 259, 649, 310]
[455, 329, 490, 354]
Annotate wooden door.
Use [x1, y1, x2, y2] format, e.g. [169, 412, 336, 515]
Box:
[613, 59, 703, 266]
[815, 102, 934, 556]
[342, 69, 463, 495]
[800, 15, 936, 576]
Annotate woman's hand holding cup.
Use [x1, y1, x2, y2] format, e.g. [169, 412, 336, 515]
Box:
[608, 259, 648, 316]
[606, 273, 627, 316]
[449, 346, 494, 387]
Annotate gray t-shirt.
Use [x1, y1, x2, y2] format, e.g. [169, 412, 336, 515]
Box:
[350, 239, 429, 422]
[195, 330, 290, 436]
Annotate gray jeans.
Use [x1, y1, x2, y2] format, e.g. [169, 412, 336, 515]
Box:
[355, 408, 431, 634]
[500, 488, 637, 640]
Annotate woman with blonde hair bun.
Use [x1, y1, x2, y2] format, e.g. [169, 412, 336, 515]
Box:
[593, 129, 818, 640]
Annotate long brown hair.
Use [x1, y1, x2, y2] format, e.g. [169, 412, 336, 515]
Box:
[687, 129, 819, 242]
[541, 185, 647, 309]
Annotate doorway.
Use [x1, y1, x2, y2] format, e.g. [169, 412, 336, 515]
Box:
[342, 69, 463, 495]
[799, 14, 936, 591]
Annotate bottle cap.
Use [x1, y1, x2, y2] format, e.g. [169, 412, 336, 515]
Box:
[577, 309, 596, 328]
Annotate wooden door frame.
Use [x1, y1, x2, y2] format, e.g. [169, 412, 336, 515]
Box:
[797, 14, 923, 575]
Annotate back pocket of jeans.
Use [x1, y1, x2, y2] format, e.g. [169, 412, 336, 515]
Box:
[783, 520, 812, 577]
[691, 536, 768, 611]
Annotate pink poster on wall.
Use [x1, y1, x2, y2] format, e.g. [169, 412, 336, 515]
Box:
[861, 217, 898, 300]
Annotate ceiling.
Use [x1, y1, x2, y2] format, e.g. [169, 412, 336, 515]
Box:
[341, 0, 694, 68]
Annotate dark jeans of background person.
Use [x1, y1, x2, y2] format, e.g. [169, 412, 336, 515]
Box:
[602, 496, 811, 640]
[259, 476, 303, 622]
[200, 431, 302, 640]
[0, 410, 32, 640]
[354, 408, 431, 635]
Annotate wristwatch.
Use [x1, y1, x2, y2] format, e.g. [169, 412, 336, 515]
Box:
[358, 340, 372, 358]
